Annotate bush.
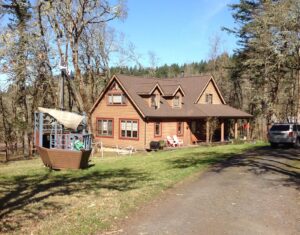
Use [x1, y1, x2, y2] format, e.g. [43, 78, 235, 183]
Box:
[231, 138, 246, 144]
[158, 140, 166, 149]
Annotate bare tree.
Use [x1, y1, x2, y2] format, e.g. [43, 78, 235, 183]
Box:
[43, 0, 127, 112]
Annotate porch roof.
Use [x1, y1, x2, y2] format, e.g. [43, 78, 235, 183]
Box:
[195, 104, 252, 118]
[146, 104, 252, 119]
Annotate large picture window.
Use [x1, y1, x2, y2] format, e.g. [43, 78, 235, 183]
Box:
[97, 118, 113, 137]
[120, 119, 139, 139]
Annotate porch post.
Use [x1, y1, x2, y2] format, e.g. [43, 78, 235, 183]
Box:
[246, 120, 250, 140]
[206, 119, 210, 143]
[234, 119, 238, 139]
[221, 120, 224, 142]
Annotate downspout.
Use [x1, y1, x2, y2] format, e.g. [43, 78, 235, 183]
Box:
[144, 118, 147, 149]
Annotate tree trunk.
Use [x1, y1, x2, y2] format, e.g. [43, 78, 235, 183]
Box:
[71, 40, 86, 112]
[65, 75, 85, 112]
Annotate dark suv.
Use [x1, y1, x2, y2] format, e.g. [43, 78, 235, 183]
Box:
[268, 123, 300, 147]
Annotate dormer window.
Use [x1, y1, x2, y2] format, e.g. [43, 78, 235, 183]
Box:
[205, 94, 213, 104]
[150, 94, 160, 109]
[173, 96, 181, 108]
[151, 95, 156, 107]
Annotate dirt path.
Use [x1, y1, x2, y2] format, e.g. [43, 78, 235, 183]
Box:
[108, 146, 300, 235]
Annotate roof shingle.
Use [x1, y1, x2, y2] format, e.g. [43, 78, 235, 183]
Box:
[114, 74, 252, 119]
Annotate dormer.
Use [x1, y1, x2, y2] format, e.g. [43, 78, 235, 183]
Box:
[148, 83, 164, 109]
[196, 78, 225, 104]
[171, 85, 185, 109]
[149, 89, 161, 109]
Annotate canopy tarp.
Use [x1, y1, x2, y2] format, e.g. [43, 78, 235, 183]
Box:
[38, 107, 84, 130]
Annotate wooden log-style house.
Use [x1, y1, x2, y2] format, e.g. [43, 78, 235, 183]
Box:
[90, 74, 252, 150]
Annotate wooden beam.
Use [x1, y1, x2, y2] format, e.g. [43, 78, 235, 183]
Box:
[234, 120, 238, 139]
[246, 120, 250, 140]
[206, 119, 210, 143]
[221, 120, 224, 142]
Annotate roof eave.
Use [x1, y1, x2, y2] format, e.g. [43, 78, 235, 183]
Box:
[89, 75, 146, 118]
[149, 83, 165, 96]
[89, 75, 117, 114]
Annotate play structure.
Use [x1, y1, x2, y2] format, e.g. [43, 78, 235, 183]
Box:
[34, 107, 92, 169]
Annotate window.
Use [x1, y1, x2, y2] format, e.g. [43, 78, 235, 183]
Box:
[151, 94, 159, 109]
[270, 125, 290, 131]
[293, 125, 300, 131]
[154, 122, 161, 137]
[108, 94, 126, 105]
[173, 96, 180, 108]
[177, 122, 184, 136]
[205, 94, 213, 104]
[97, 119, 113, 137]
[120, 119, 139, 139]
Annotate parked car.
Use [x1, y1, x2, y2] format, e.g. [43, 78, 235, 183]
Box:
[268, 123, 300, 148]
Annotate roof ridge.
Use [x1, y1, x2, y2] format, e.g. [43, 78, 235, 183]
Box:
[116, 74, 212, 81]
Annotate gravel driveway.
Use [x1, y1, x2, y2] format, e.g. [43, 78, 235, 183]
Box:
[110, 146, 300, 235]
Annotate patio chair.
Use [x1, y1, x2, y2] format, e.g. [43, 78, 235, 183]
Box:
[166, 136, 177, 147]
[173, 135, 183, 147]
[116, 145, 134, 156]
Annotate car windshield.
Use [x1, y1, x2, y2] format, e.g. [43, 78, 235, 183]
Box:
[270, 125, 290, 131]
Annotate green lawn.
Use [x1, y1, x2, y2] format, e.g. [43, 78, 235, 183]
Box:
[0, 142, 266, 234]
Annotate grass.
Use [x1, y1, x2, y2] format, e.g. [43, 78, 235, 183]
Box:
[0, 142, 266, 234]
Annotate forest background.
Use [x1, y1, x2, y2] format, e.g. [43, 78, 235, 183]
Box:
[0, 0, 299, 157]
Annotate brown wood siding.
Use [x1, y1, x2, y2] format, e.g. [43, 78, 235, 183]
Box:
[145, 120, 191, 148]
[198, 81, 223, 104]
[91, 93, 146, 150]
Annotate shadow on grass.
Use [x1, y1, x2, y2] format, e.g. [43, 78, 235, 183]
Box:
[167, 146, 300, 190]
[166, 151, 232, 169]
[0, 167, 150, 233]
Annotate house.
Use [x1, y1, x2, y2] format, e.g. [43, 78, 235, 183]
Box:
[90, 74, 252, 150]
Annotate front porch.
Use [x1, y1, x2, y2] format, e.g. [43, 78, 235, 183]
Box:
[188, 118, 251, 144]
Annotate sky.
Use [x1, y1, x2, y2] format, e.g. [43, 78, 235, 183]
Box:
[0, 0, 239, 88]
[111, 0, 239, 67]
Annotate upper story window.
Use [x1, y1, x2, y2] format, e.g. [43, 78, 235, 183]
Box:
[108, 94, 126, 105]
[150, 94, 159, 109]
[205, 94, 213, 104]
[173, 95, 181, 108]
[151, 95, 156, 107]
